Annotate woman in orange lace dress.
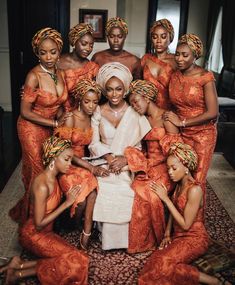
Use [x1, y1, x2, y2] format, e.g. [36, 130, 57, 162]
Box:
[55, 79, 107, 249]
[139, 142, 221, 285]
[125, 80, 181, 253]
[1, 136, 88, 285]
[163, 34, 218, 196]
[58, 23, 99, 107]
[10, 28, 70, 224]
[141, 19, 176, 109]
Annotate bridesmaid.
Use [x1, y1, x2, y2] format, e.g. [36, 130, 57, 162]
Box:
[139, 142, 223, 285]
[141, 18, 177, 109]
[55, 79, 106, 249]
[58, 23, 99, 107]
[125, 79, 182, 253]
[163, 34, 218, 196]
[10, 27, 70, 224]
[1, 136, 88, 285]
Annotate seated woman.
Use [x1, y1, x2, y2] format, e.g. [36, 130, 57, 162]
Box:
[138, 142, 224, 285]
[125, 80, 181, 253]
[0, 136, 88, 285]
[58, 23, 99, 107]
[89, 62, 151, 250]
[55, 79, 106, 249]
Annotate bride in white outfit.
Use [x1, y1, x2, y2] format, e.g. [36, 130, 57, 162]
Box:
[89, 62, 151, 250]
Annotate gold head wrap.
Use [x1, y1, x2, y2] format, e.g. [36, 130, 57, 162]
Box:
[71, 79, 102, 101]
[32, 27, 63, 55]
[150, 18, 174, 43]
[42, 136, 71, 166]
[129, 80, 158, 102]
[169, 142, 198, 172]
[96, 62, 133, 96]
[178, 33, 203, 59]
[106, 17, 128, 36]
[68, 23, 94, 47]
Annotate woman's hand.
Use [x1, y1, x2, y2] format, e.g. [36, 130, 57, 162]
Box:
[163, 111, 182, 127]
[57, 112, 73, 127]
[158, 236, 172, 250]
[92, 166, 110, 177]
[150, 181, 169, 202]
[109, 156, 127, 174]
[65, 185, 81, 207]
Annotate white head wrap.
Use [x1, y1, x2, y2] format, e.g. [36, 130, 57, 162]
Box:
[96, 62, 133, 96]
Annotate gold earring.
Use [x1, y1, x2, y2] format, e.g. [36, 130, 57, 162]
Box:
[78, 102, 81, 112]
[185, 169, 189, 175]
[49, 160, 55, 171]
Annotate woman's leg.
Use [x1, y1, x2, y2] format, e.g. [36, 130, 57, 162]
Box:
[80, 190, 97, 249]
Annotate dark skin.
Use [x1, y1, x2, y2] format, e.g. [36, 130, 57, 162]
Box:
[91, 27, 142, 79]
[100, 76, 129, 175]
[58, 33, 94, 70]
[21, 38, 70, 127]
[0, 148, 81, 284]
[143, 25, 177, 78]
[163, 44, 218, 127]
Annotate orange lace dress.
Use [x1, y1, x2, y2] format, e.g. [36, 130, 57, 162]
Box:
[10, 84, 68, 224]
[169, 71, 217, 193]
[19, 181, 89, 285]
[125, 127, 182, 253]
[141, 54, 175, 110]
[55, 126, 98, 216]
[138, 179, 209, 285]
[64, 61, 99, 107]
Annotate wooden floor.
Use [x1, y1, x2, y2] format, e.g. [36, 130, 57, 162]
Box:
[0, 111, 21, 192]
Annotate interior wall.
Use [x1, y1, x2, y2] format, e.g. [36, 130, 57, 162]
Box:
[187, 0, 210, 66]
[0, 0, 11, 111]
[70, 0, 148, 58]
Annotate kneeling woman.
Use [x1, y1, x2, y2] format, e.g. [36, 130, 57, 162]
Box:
[139, 142, 222, 285]
[1, 136, 89, 284]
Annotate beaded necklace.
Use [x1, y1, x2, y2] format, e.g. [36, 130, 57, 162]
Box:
[40, 63, 58, 85]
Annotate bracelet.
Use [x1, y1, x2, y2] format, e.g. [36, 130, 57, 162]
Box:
[82, 229, 91, 236]
[181, 118, 186, 128]
[53, 120, 58, 128]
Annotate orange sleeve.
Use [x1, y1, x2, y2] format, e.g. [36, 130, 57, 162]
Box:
[124, 146, 148, 173]
[54, 126, 73, 140]
[21, 85, 39, 103]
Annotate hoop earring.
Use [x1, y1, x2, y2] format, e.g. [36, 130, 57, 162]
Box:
[49, 160, 55, 171]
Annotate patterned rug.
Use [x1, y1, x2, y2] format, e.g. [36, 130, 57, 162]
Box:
[23, 183, 235, 285]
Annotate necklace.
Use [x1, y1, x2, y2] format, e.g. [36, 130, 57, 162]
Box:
[40, 64, 58, 85]
[108, 101, 127, 117]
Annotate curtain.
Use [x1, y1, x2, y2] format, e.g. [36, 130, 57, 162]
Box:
[221, 0, 235, 68]
[205, 0, 222, 65]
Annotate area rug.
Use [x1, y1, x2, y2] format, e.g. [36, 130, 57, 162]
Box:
[23, 182, 235, 285]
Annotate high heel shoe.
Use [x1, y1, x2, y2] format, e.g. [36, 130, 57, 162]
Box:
[79, 230, 91, 250]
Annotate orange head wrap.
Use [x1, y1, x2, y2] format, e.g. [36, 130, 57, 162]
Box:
[68, 23, 94, 47]
[42, 136, 71, 166]
[150, 18, 174, 43]
[129, 80, 158, 102]
[168, 142, 198, 172]
[106, 17, 128, 36]
[178, 33, 203, 59]
[70, 79, 102, 101]
[32, 27, 63, 55]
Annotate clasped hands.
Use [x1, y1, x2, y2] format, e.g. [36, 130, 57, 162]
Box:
[92, 155, 127, 177]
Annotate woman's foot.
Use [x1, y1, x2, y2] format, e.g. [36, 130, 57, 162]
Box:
[79, 230, 91, 250]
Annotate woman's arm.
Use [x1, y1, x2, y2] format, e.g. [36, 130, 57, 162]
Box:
[33, 183, 81, 230]
[164, 81, 218, 127]
[150, 182, 203, 231]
